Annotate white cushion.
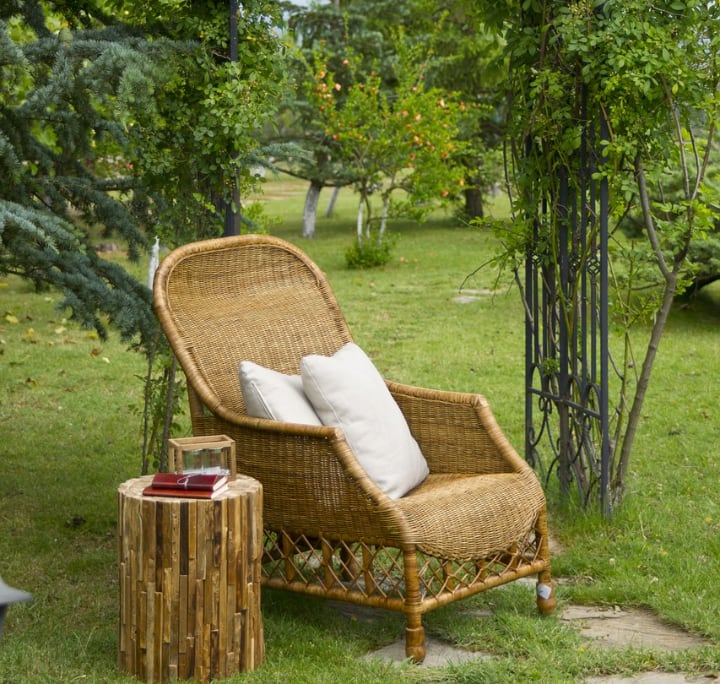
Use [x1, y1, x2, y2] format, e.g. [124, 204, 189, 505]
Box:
[300, 343, 429, 499]
[239, 361, 322, 425]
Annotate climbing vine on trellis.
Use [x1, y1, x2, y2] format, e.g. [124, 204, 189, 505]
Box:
[479, 0, 720, 513]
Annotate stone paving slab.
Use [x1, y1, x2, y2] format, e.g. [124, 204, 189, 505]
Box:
[361, 603, 715, 682]
[363, 635, 490, 668]
[560, 605, 710, 651]
[585, 674, 714, 684]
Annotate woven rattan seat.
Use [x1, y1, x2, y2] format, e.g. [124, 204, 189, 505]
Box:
[396, 470, 546, 559]
[153, 234, 555, 662]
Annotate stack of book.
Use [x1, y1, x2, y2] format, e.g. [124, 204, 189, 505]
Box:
[142, 472, 229, 499]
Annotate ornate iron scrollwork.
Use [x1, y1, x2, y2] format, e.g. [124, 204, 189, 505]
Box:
[525, 102, 612, 515]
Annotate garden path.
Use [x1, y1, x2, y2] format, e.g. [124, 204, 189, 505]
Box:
[357, 600, 713, 681]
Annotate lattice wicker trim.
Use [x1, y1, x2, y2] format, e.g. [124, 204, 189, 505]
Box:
[261, 524, 547, 614]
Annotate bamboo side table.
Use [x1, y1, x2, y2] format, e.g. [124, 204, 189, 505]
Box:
[117, 475, 264, 683]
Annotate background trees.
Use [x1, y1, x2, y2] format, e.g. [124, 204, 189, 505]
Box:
[106, 0, 285, 243]
[270, 0, 424, 239]
[305, 36, 467, 265]
[1, 1, 286, 472]
[2, 0, 504, 316]
[416, 1, 507, 221]
[270, 0, 506, 241]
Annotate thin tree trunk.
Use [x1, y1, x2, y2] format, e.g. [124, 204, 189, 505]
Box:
[303, 180, 323, 238]
[223, 172, 241, 237]
[612, 157, 679, 505]
[325, 186, 340, 217]
[140, 334, 158, 475]
[614, 92, 714, 506]
[356, 197, 364, 246]
[612, 275, 676, 506]
[379, 195, 389, 242]
[160, 355, 178, 473]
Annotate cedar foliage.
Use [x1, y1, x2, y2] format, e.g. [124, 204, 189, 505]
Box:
[0, 1, 284, 344]
[1, 2, 158, 342]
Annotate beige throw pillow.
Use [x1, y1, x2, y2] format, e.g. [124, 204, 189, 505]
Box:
[300, 343, 429, 499]
[239, 360, 322, 425]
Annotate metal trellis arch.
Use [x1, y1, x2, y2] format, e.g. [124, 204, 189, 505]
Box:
[524, 97, 612, 517]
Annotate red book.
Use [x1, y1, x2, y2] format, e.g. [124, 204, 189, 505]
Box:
[142, 483, 229, 499]
[150, 472, 228, 491]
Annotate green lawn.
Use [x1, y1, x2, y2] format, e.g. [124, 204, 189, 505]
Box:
[1, 176, 718, 682]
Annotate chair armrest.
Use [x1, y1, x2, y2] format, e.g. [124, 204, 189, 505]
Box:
[188, 399, 409, 542]
[387, 380, 529, 476]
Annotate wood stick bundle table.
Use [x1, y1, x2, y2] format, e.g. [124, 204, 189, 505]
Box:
[117, 475, 264, 682]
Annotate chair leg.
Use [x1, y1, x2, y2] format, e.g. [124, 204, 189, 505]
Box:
[536, 569, 556, 615]
[404, 614, 426, 663]
[403, 547, 426, 663]
[534, 508, 557, 615]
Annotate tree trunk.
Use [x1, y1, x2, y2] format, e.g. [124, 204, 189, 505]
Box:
[379, 195, 390, 242]
[325, 186, 340, 217]
[464, 186, 484, 220]
[612, 272, 677, 507]
[223, 174, 241, 236]
[303, 180, 323, 238]
[356, 197, 364, 246]
[611, 157, 682, 506]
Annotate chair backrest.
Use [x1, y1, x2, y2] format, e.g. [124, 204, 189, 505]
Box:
[153, 235, 353, 417]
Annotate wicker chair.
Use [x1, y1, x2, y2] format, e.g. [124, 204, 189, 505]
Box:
[153, 234, 555, 662]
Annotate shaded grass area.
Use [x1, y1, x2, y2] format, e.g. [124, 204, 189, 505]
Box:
[1, 176, 719, 682]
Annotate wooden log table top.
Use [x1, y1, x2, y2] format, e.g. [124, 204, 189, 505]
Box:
[117, 474, 264, 683]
